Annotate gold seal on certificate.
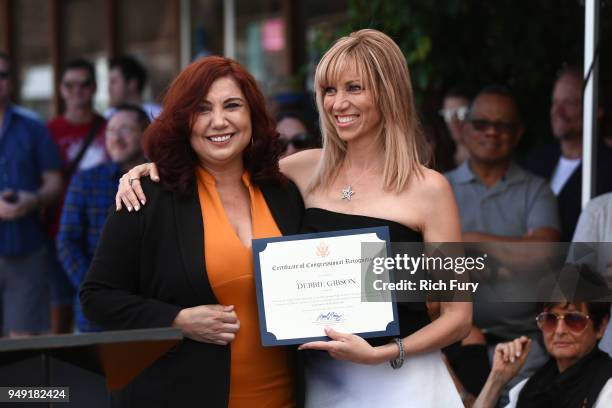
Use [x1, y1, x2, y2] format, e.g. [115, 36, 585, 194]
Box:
[252, 227, 399, 346]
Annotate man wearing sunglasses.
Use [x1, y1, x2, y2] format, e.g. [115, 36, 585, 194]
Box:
[46, 58, 108, 334]
[445, 85, 561, 404]
[474, 266, 611, 407]
[439, 86, 472, 166]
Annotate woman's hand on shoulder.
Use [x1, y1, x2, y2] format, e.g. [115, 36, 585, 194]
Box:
[172, 304, 240, 346]
[116, 162, 159, 212]
[279, 149, 321, 193]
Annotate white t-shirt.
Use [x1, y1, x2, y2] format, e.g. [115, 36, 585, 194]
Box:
[550, 156, 581, 195]
[505, 377, 612, 408]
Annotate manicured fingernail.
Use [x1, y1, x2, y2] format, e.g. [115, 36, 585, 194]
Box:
[510, 357, 515, 363]
[141, 200, 146, 205]
[135, 205, 140, 211]
[516, 352, 521, 357]
[127, 206, 132, 212]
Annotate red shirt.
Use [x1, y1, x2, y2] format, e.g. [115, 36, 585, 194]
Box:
[46, 114, 108, 236]
[47, 114, 108, 171]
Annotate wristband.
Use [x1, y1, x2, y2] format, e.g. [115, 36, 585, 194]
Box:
[389, 338, 405, 369]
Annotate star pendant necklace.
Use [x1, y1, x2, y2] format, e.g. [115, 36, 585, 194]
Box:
[340, 162, 379, 201]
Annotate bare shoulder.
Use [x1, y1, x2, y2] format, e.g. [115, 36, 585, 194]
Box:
[406, 166, 461, 241]
[279, 148, 322, 189]
[410, 166, 454, 202]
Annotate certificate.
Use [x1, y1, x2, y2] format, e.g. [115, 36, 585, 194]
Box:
[252, 227, 399, 346]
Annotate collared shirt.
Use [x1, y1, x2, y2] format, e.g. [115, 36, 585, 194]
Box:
[445, 161, 560, 339]
[56, 161, 121, 332]
[0, 104, 62, 256]
[445, 160, 560, 237]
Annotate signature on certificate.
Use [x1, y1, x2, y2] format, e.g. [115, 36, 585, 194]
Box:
[316, 311, 343, 323]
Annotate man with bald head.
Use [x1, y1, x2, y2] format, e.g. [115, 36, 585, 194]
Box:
[445, 85, 561, 404]
[447, 85, 560, 243]
[524, 67, 612, 241]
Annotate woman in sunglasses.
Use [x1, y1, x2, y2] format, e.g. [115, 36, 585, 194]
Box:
[474, 267, 612, 408]
[276, 112, 319, 158]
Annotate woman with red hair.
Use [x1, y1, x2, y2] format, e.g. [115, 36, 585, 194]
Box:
[80, 56, 303, 407]
[114, 29, 470, 407]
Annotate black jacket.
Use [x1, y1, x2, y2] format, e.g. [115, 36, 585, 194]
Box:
[522, 143, 612, 241]
[80, 177, 304, 407]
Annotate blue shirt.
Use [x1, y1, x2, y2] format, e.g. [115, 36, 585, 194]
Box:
[56, 161, 121, 332]
[0, 104, 62, 256]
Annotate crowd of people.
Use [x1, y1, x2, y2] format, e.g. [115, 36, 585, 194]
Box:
[1, 26, 611, 407]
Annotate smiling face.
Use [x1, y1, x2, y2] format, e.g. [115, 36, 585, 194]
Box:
[463, 93, 523, 166]
[322, 68, 382, 144]
[105, 110, 144, 166]
[550, 73, 582, 141]
[541, 302, 607, 372]
[190, 76, 252, 170]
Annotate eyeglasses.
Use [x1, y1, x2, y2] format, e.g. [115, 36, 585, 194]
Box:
[536, 311, 591, 333]
[0, 71, 9, 80]
[469, 118, 518, 134]
[439, 106, 469, 123]
[62, 79, 93, 90]
[106, 126, 139, 138]
[279, 133, 313, 152]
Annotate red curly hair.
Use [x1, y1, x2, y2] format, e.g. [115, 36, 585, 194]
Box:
[144, 56, 284, 194]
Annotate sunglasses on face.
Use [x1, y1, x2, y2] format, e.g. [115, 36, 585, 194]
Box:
[439, 106, 469, 123]
[536, 311, 591, 333]
[0, 71, 9, 80]
[62, 79, 93, 90]
[279, 133, 313, 152]
[469, 118, 518, 134]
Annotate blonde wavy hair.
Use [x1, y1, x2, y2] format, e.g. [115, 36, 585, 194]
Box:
[309, 29, 429, 193]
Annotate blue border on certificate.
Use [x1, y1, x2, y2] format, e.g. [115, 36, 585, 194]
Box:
[252, 226, 399, 346]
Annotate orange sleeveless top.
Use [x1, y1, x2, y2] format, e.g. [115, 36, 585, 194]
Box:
[196, 168, 295, 408]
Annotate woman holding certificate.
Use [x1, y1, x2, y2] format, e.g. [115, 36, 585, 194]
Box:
[80, 56, 303, 407]
[115, 30, 471, 407]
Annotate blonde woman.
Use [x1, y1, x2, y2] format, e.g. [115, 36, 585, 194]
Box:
[116, 29, 471, 407]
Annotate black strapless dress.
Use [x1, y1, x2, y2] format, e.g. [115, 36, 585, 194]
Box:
[300, 208, 463, 408]
[301, 208, 431, 345]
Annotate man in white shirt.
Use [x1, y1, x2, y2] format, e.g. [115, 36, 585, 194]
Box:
[523, 66, 612, 241]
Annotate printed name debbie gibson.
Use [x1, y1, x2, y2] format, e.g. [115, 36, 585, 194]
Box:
[373, 279, 479, 293]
